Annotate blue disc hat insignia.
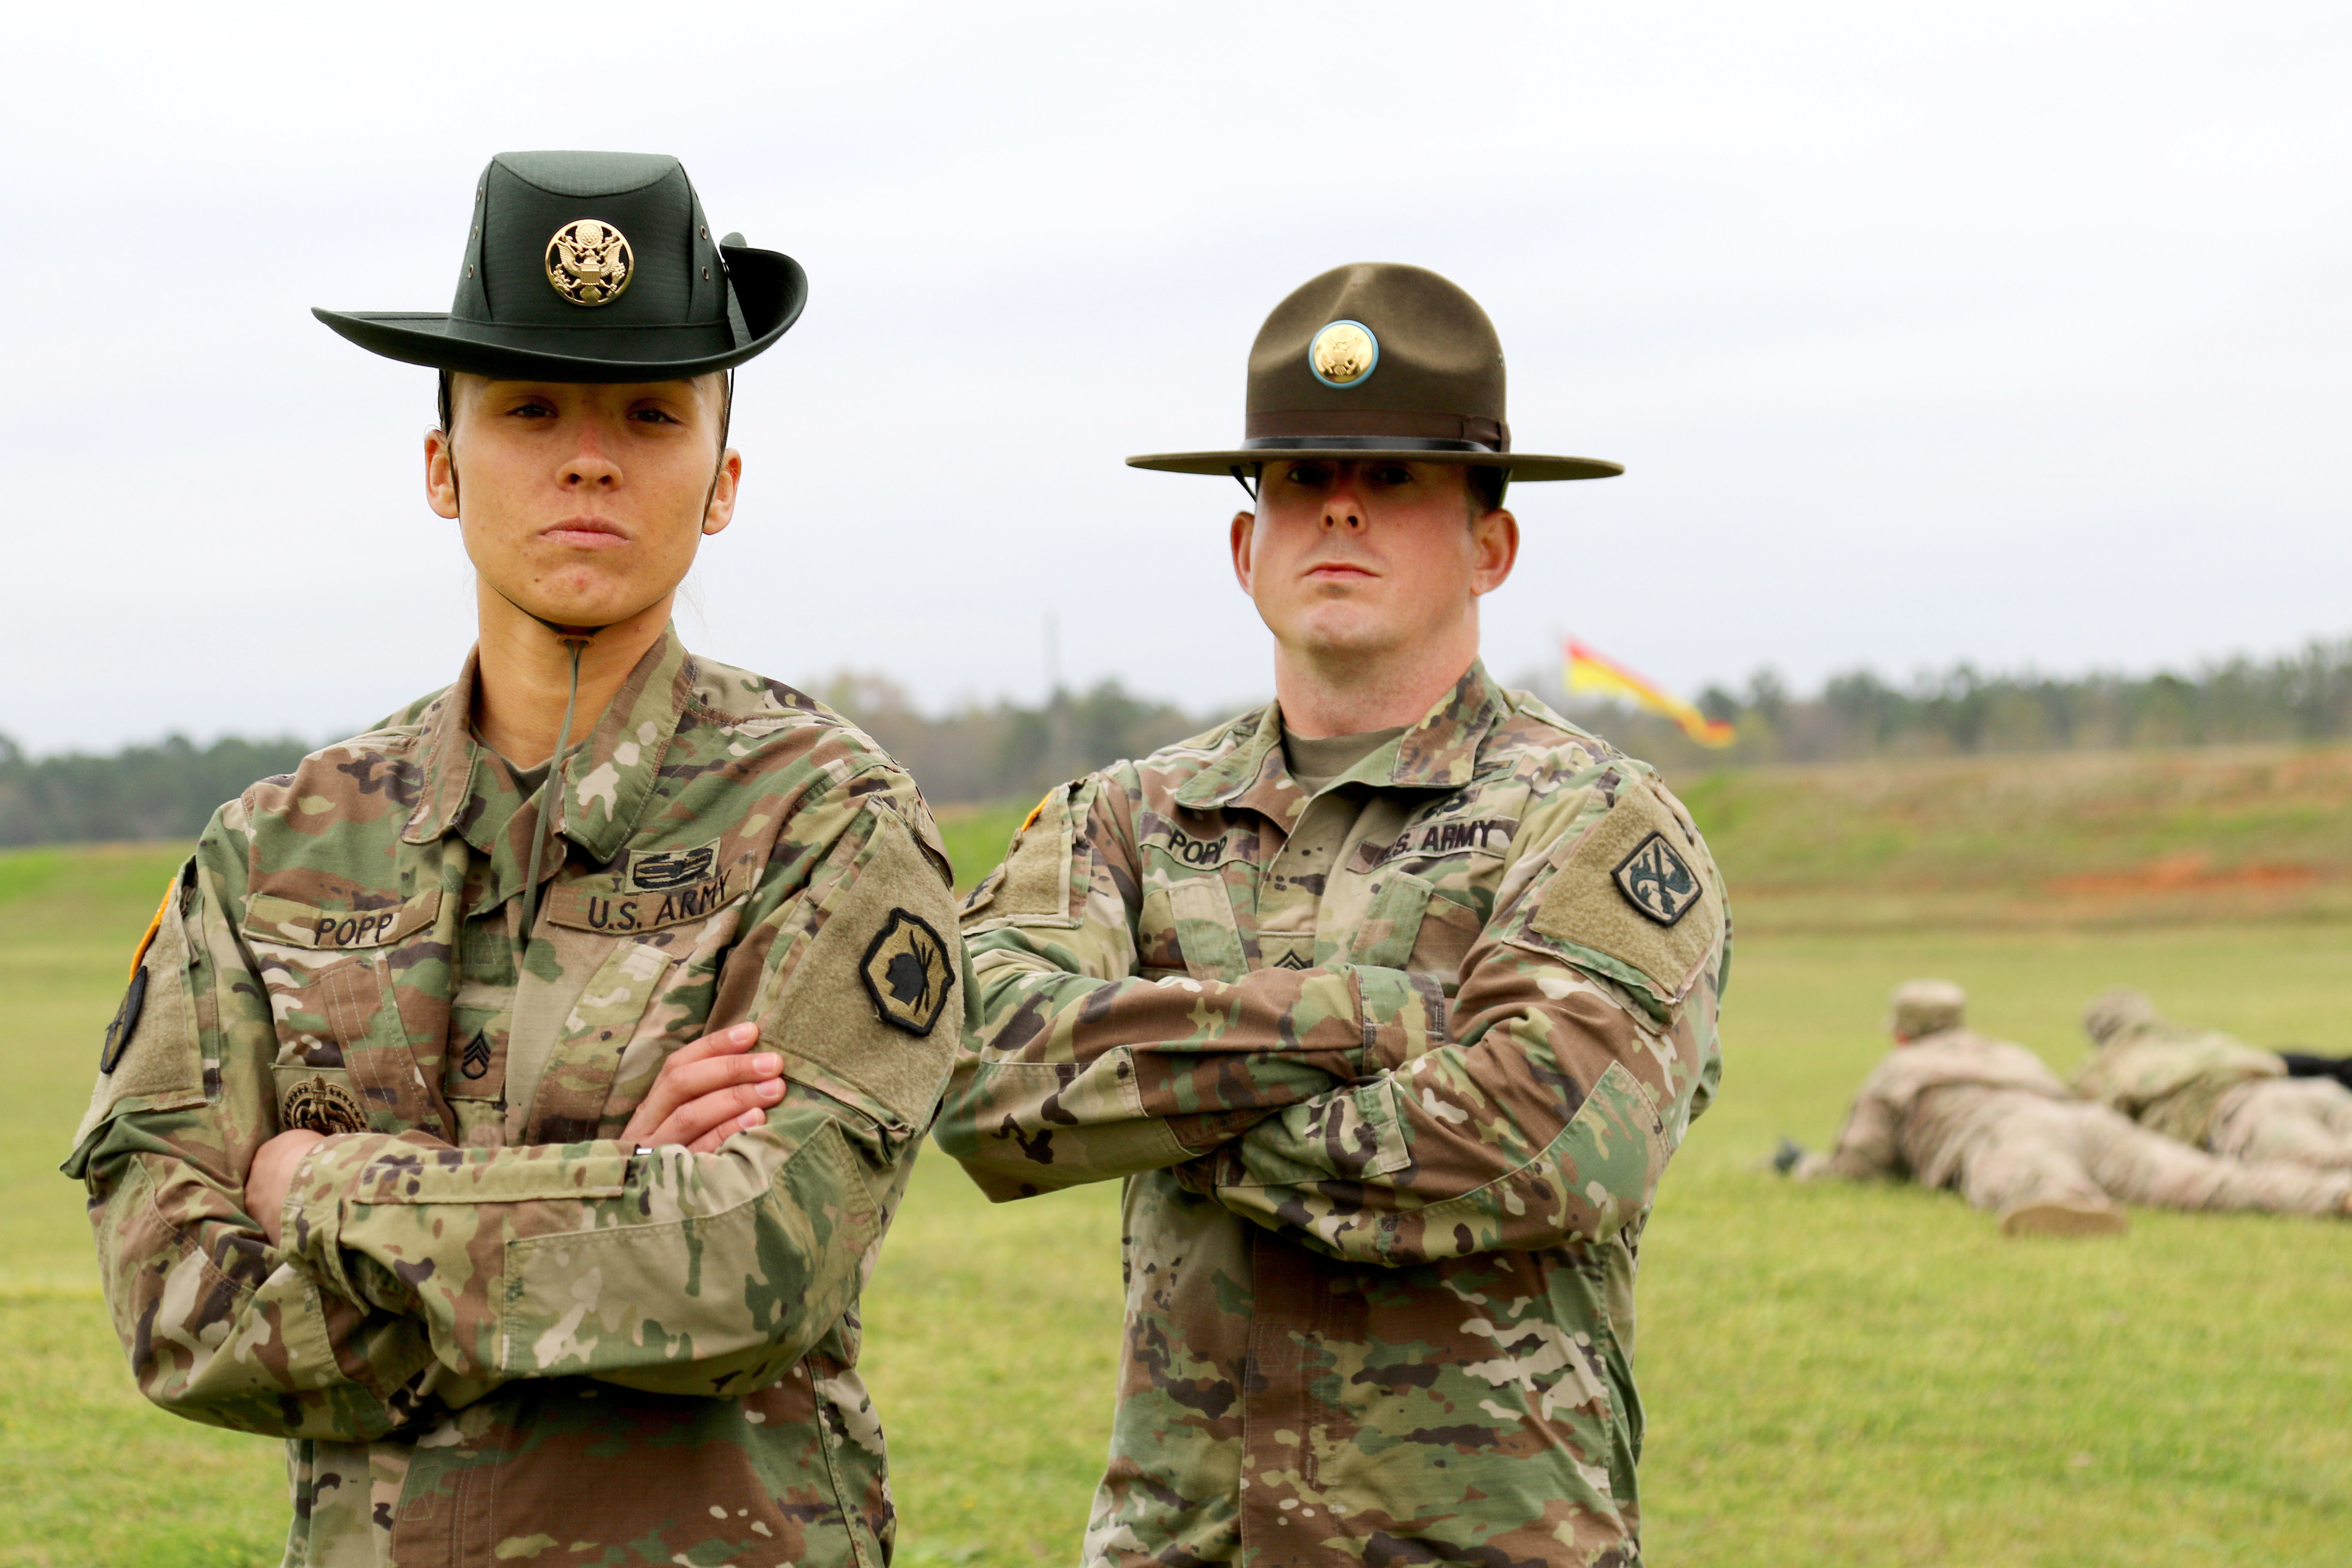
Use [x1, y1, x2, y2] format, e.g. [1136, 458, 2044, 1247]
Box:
[1308, 319, 1379, 388]
[861, 908, 953, 1036]
[1612, 831, 1703, 927]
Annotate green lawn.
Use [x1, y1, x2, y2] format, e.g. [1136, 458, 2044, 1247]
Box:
[6, 830, 2349, 1566]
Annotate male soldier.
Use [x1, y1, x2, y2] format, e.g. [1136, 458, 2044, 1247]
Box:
[1780, 980, 2352, 1235]
[64, 152, 962, 1565]
[2076, 987, 2352, 1170]
[937, 264, 1728, 1566]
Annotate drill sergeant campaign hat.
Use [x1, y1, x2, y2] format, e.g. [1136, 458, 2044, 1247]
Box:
[314, 150, 805, 380]
[1127, 261, 1622, 489]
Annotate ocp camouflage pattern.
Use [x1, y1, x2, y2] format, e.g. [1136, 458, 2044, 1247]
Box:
[937, 663, 1729, 1567]
[65, 626, 963, 1567]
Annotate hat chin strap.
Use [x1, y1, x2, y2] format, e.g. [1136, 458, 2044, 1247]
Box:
[514, 624, 592, 967]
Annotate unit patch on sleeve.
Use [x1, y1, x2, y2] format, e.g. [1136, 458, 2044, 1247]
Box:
[1612, 831, 1703, 926]
[1526, 779, 1725, 1010]
[99, 968, 150, 1074]
[861, 908, 954, 1036]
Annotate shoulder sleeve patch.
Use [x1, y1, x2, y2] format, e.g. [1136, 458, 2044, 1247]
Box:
[72, 860, 207, 1155]
[1527, 780, 1724, 1009]
[965, 781, 1083, 930]
[759, 808, 964, 1127]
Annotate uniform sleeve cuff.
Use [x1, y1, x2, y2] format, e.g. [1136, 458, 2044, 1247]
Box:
[279, 1132, 399, 1307]
[1351, 966, 1449, 1075]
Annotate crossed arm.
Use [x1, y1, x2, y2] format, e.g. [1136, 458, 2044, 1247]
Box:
[72, 781, 954, 1440]
[935, 775, 1724, 1264]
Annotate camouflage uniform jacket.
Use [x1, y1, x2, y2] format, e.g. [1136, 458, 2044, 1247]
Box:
[63, 626, 964, 1568]
[937, 663, 1729, 1568]
[2072, 1026, 2283, 1148]
[1796, 1029, 2070, 1189]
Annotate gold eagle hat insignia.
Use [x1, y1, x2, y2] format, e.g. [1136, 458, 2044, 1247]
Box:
[1309, 319, 1378, 388]
[544, 218, 634, 307]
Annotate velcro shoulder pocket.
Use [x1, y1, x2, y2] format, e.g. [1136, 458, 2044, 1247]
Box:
[69, 860, 207, 1163]
[758, 805, 966, 1129]
[962, 779, 1086, 931]
[1515, 779, 1724, 1018]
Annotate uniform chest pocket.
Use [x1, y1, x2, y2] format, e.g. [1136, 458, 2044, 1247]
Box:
[1139, 876, 1247, 982]
[243, 889, 450, 1136]
[1346, 873, 1433, 970]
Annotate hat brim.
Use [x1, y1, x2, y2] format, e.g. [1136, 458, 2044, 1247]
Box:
[312, 246, 807, 381]
[1127, 448, 1623, 481]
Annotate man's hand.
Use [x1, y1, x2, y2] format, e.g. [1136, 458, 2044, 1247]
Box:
[621, 1021, 787, 1154]
[246, 1128, 326, 1245]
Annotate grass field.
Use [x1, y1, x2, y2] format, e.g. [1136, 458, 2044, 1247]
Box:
[6, 748, 2350, 1565]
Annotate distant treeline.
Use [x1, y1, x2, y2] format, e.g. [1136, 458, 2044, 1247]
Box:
[8, 639, 2352, 844]
[1573, 637, 2352, 772]
[0, 733, 316, 847]
[810, 672, 1204, 805]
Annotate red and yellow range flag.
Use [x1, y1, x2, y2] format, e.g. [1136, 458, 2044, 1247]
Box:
[1563, 637, 1737, 748]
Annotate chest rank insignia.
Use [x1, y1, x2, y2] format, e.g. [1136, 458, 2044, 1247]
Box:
[1309, 319, 1378, 388]
[283, 1075, 369, 1136]
[1612, 830, 1703, 927]
[861, 909, 953, 1037]
[545, 219, 634, 306]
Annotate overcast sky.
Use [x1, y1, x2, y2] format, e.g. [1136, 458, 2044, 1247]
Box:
[6, 2, 2347, 753]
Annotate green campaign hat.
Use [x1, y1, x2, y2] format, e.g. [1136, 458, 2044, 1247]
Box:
[1129, 262, 1620, 482]
[314, 150, 805, 381]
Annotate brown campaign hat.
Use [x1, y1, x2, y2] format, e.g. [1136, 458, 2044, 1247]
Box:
[1128, 262, 1621, 483]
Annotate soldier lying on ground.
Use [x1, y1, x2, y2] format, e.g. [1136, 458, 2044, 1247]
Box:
[2076, 988, 2352, 1171]
[1775, 980, 2352, 1235]
[64, 152, 961, 1567]
[938, 264, 1727, 1567]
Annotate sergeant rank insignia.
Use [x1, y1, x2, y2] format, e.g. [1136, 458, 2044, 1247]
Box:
[861, 908, 952, 1037]
[1310, 319, 1378, 388]
[545, 218, 634, 306]
[283, 1075, 369, 1135]
[1612, 831, 1703, 927]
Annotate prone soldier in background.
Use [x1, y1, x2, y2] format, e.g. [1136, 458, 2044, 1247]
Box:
[1779, 980, 2352, 1234]
[66, 152, 963, 1566]
[2076, 987, 2352, 1171]
[938, 264, 1728, 1567]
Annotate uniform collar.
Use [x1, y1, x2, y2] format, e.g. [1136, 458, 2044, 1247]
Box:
[1176, 660, 1510, 820]
[403, 625, 695, 866]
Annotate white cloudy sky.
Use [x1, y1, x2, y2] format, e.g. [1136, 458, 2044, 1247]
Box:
[5, 2, 2348, 752]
